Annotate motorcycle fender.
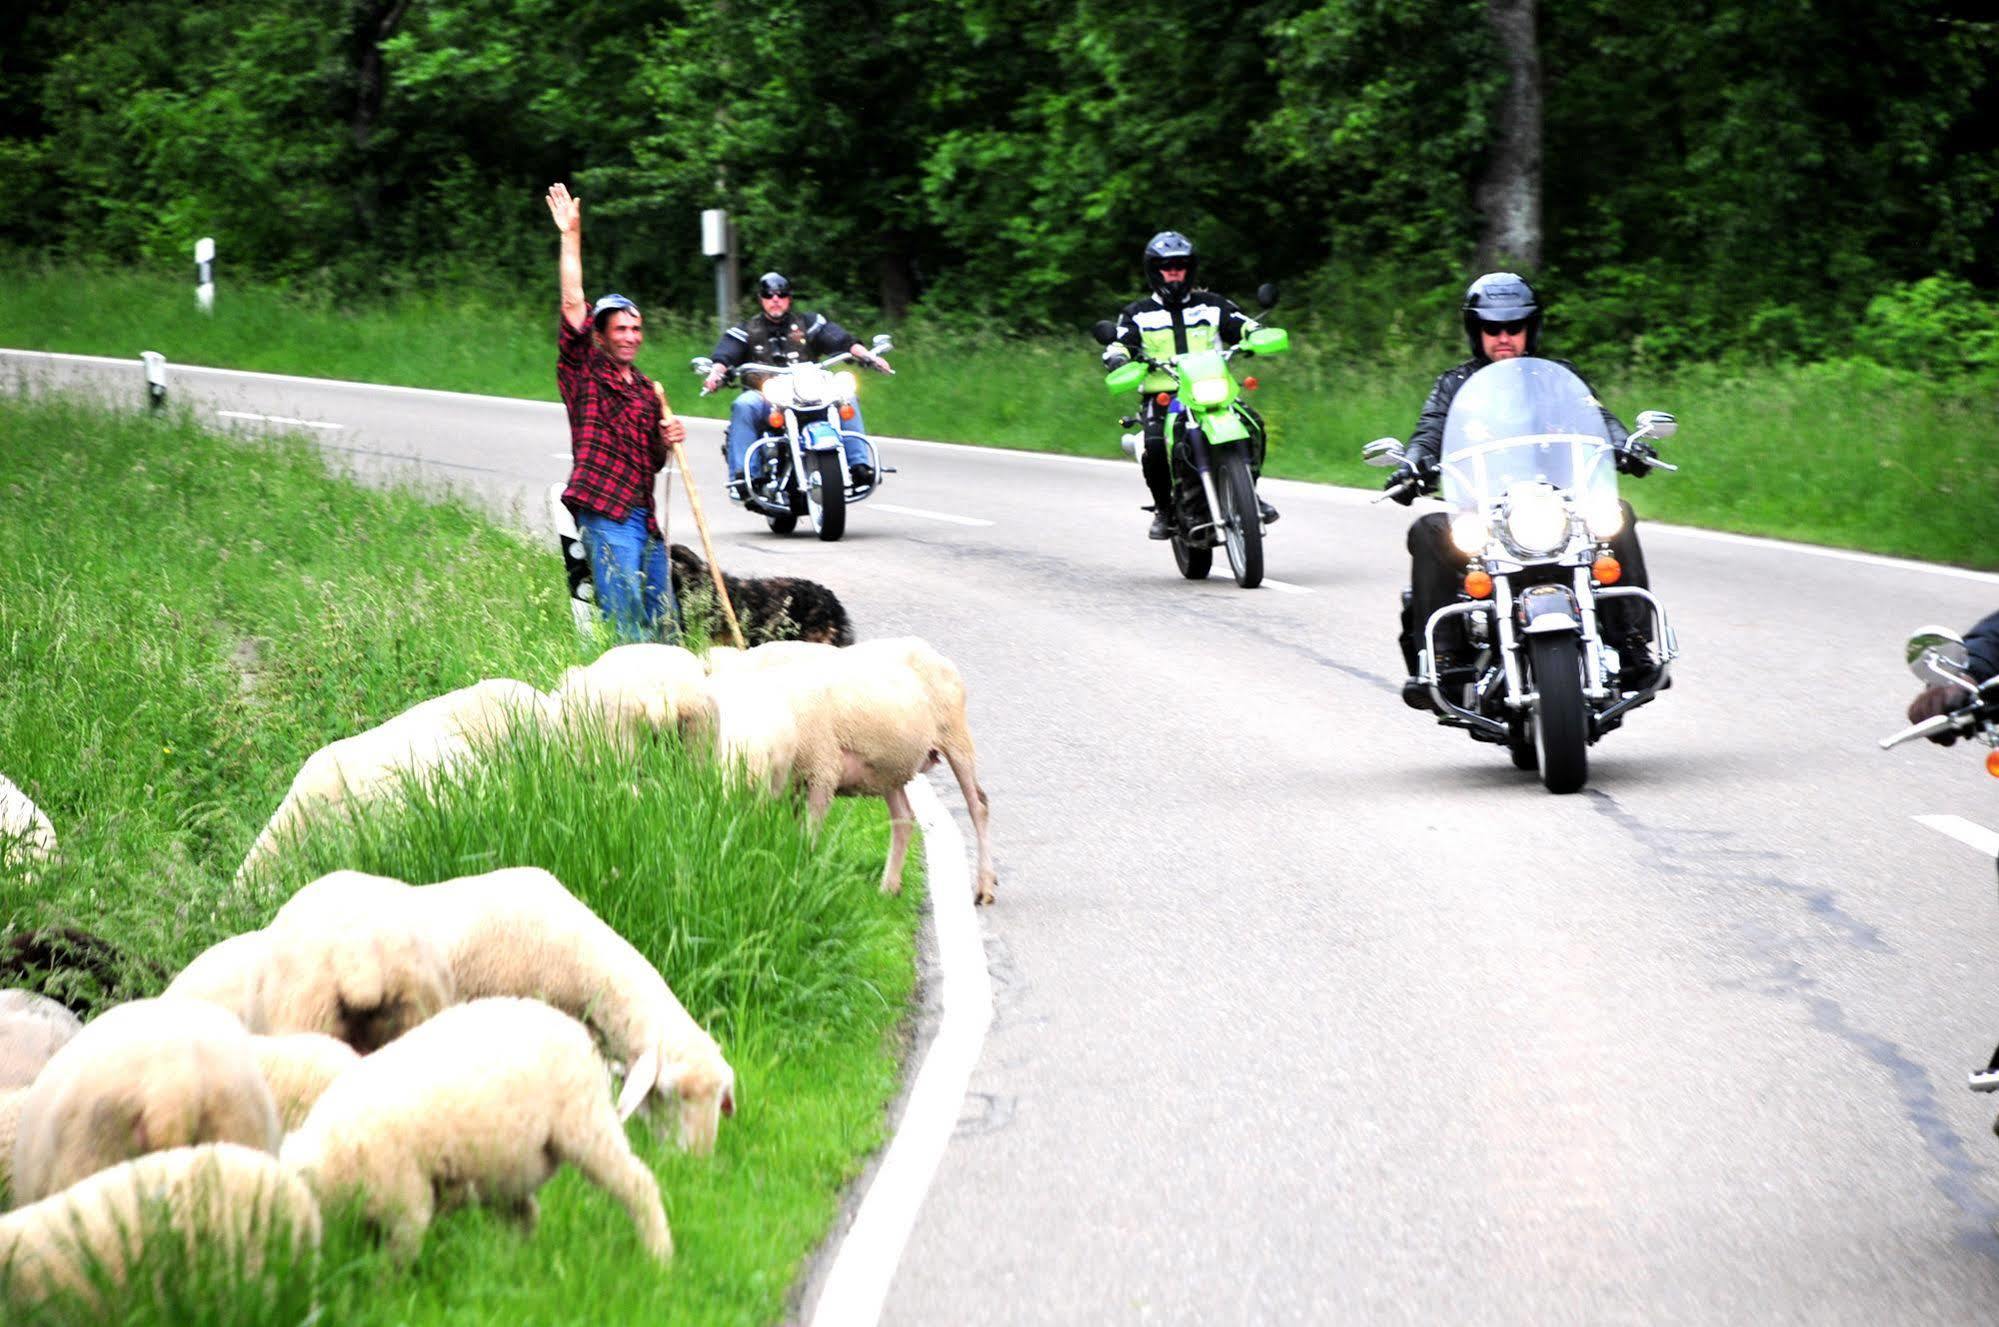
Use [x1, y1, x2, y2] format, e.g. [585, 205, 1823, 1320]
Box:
[801, 421, 842, 451]
[1516, 585, 1580, 635]
[1202, 410, 1249, 444]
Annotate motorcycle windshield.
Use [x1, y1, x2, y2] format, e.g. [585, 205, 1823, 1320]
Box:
[1437, 359, 1617, 515]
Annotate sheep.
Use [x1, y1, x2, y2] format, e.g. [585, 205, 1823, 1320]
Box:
[0, 1087, 25, 1200]
[711, 635, 998, 904]
[237, 677, 556, 880]
[248, 1034, 360, 1133]
[552, 642, 716, 753]
[0, 771, 57, 870]
[161, 918, 454, 1054]
[280, 997, 671, 1264]
[0, 1142, 320, 1312]
[9, 998, 281, 1206]
[272, 867, 735, 1154]
[0, 990, 83, 1089]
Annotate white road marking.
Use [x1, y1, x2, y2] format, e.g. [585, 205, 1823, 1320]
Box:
[808, 776, 993, 1327]
[1262, 578, 1311, 594]
[215, 410, 344, 431]
[1916, 814, 1999, 858]
[867, 502, 994, 528]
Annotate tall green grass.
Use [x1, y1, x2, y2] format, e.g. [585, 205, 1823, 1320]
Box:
[2, 259, 1992, 568]
[0, 395, 920, 1324]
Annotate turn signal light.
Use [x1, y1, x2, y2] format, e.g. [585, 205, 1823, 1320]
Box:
[1987, 749, 1999, 779]
[1592, 555, 1622, 584]
[767, 410, 784, 428]
[839, 404, 855, 421]
[1156, 392, 1172, 406]
[1243, 376, 1260, 390]
[1463, 569, 1494, 599]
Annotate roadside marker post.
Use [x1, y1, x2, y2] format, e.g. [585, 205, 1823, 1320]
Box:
[141, 351, 167, 410]
[701, 208, 736, 335]
[194, 237, 215, 314]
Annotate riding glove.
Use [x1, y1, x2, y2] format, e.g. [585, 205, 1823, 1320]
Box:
[1384, 464, 1428, 506]
[1908, 683, 1965, 746]
[1101, 345, 1131, 370]
[1616, 443, 1657, 477]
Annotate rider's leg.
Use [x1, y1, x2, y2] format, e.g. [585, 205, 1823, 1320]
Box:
[1240, 404, 1279, 525]
[1602, 502, 1660, 686]
[839, 403, 875, 486]
[1141, 402, 1176, 539]
[722, 391, 769, 499]
[1401, 513, 1475, 710]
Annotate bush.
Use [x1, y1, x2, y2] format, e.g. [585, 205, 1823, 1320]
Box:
[1858, 276, 1999, 378]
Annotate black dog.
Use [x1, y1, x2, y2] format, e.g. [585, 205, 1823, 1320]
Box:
[0, 926, 157, 1015]
[669, 544, 855, 646]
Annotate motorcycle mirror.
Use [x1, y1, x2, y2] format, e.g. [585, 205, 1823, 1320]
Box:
[1255, 283, 1279, 311]
[1361, 437, 1406, 468]
[1089, 319, 1118, 346]
[1634, 410, 1677, 441]
[690, 356, 714, 373]
[1907, 627, 1976, 689]
[871, 333, 894, 354]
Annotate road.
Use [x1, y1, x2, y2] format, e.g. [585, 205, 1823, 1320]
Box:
[9, 348, 1999, 1324]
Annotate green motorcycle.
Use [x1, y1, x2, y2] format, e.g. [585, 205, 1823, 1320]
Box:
[1091, 310, 1290, 588]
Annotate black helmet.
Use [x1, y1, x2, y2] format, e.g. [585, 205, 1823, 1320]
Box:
[1461, 271, 1542, 358]
[1143, 232, 1198, 304]
[755, 271, 792, 300]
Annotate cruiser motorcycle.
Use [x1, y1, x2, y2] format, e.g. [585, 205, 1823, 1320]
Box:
[1363, 358, 1680, 793]
[692, 333, 895, 541]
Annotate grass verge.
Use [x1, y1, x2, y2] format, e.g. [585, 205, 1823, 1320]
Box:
[0, 393, 921, 1325]
[1, 259, 1993, 569]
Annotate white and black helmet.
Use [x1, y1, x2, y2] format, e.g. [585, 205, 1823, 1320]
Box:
[1461, 271, 1543, 357]
[1143, 231, 1198, 304]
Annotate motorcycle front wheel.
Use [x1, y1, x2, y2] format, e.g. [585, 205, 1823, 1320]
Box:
[1217, 448, 1263, 589]
[1527, 632, 1589, 794]
[1171, 529, 1212, 579]
[766, 511, 798, 535]
[805, 451, 847, 542]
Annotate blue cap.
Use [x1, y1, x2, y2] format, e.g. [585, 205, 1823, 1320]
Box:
[591, 293, 640, 323]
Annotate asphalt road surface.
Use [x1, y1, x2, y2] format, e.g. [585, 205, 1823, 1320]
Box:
[9, 348, 1999, 1325]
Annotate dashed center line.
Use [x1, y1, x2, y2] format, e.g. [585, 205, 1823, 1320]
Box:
[1262, 578, 1311, 594]
[867, 503, 994, 527]
[1916, 814, 1999, 858]
[216, 410, 344, 431]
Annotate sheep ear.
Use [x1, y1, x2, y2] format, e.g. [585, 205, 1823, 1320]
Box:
[617, 1048, 661, 1122]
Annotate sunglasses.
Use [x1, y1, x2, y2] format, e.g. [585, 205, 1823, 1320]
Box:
[1480, 319, 1529, 336]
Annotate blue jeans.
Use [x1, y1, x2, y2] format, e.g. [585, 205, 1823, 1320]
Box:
[723, 390, 871, 496]
[574, 508, 679, 643]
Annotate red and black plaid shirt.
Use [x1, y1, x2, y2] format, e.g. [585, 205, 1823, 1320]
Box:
[557, 314, 663, 535]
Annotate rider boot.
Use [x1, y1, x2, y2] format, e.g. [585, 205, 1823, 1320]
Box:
[851, 462, 876, 488]
[1614, 634, 1664, 691]
[1148, 506, 1176, 540]
[1258, 498, 1280, 525]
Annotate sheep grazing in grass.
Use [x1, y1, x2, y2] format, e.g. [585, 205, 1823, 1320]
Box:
[0, 1086, 26, 1199]
[281, 997, 672, 1264]
[0, 1142, 321, 1312]
[9, 998, 281, 1206]
[711, 635, 998, 905]
[249, 1034, 360, 1133]
[553, 642, 717, 752]
[274, 868, 736, 1154]
[0, 771, 57, 871]
[236, 677, 557, 881]
[0, 990, 83, 1090]
[162, 917, 455, 1054]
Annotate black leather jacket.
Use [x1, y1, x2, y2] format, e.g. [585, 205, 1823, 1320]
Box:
[1965, 609, 1999, 682]
[711, 310, 853, 373]
[1406, 355, 1629, 474]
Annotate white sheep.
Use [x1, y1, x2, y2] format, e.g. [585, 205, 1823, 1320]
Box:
[0, 771, 57, 870]
[161, 918, 454, 1054]
[553, 642, 717, 752]
[249, 1033, 360, 1133]
[711, 635, 998, 904]
[0, 989, 83, 1089]
[0, 1142, 320, 1311]
[0, 1086, 25, 1199]
[237, 678, 556, 880]
[280, 997, 671, 1263]
[272, 868, 735, 1153]
[9, 998, 281, 1206]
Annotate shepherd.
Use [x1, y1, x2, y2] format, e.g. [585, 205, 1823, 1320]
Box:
[546, 181, 684, 643]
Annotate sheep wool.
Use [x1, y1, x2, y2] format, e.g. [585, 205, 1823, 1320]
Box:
[0, 771, 57, 870]
[0, 989, 83, 1089]
[281, 997, 671, 1263]
[0, 1142, 320, 1312]
[9, 998, 281, 1206]
[0, 1086, 25, 1201]
[249, 1033, 360, 1133]
[553, 642, 717, 753]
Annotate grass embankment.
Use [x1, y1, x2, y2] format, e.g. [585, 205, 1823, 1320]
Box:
[0, 394, 921, 1325]
[3, 262, 1994, 569]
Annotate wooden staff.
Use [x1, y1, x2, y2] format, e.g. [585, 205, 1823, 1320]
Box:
[654, 383, 746, 649]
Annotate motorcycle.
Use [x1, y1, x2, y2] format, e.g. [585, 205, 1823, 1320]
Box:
[691, 333, 896, 542]
[1363, 358, 1680, 793]
[1879, 626, 1999, 1100]
[1089, 287, 1288, 589]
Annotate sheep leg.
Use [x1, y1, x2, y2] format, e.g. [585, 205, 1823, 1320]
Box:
[374, 1164, 436, 1264]
[558, 1118, 673, 1262]
[804, 778, 835, 829]
[880, 784, 915, 895]
[940, 742, 997, 905]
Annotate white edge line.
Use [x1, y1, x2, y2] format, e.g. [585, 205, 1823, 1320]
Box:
[866, 503, 995, 528]
[808, 775, 993, 1327]
[1915, 814, 1999, 858]
[8, 347, 1994, 584]
[215, 410, 344, 431]
[1261, 578, 1311, 594]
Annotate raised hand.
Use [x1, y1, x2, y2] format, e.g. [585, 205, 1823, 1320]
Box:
[545, 182, 581, 235]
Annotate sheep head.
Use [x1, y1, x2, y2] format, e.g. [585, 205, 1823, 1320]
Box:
[616, 1046, 736, 1154]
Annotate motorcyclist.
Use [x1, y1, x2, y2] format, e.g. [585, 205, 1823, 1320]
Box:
[701, 272, 891, 501]
[1906, 609, 1999, 743]
[1385, 272, 1662, 705]
[1102, 231, 1279, 539]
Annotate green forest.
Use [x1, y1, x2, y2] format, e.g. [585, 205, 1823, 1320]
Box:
[3, 0, 1997, 371]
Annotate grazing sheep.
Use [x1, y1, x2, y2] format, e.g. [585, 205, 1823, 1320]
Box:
[0, 1087, 25, 1199]
[0, 771, 57, 870]
[273, 868, 735, 1153]
[162, 919, 454, 1054]
[280, 997, 671, 1263]
[0, 1142, 320, 1311]
[553, 642, 717, 752]
[10, 998, 281, 1206]
[0, 990, 83, 1089]
[249, 1034, 360, 1133]
[668, 542, 855, 645]
[237, 678, 556, 880]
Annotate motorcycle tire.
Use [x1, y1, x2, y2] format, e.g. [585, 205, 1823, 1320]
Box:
[1507, 711, 1537, 771]
[805, 451, 847, 542]
[1527, 632, 1589, 794]
[766, 511, 798, 535]
[1217, 448, 1263, 589]
[1171, 532, 1212, 580]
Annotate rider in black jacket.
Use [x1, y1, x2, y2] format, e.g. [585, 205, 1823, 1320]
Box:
[1385, 272, 1662, 705]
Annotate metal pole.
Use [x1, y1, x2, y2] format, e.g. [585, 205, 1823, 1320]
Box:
[702, 208, 734, 335]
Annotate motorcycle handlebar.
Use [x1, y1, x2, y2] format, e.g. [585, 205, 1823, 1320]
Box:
[1878, 711, 1973, 750]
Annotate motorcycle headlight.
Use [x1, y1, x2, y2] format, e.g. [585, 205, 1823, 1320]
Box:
[1503, 484, 1569, 555]
[1449, 512, 1491, 555]
[1584, 495, 1624, 540]
[833, 371, 859, 401]
[1189, 376, 1231, 407]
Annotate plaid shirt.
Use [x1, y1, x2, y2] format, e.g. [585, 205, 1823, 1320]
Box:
[557, 314, 663, 535]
